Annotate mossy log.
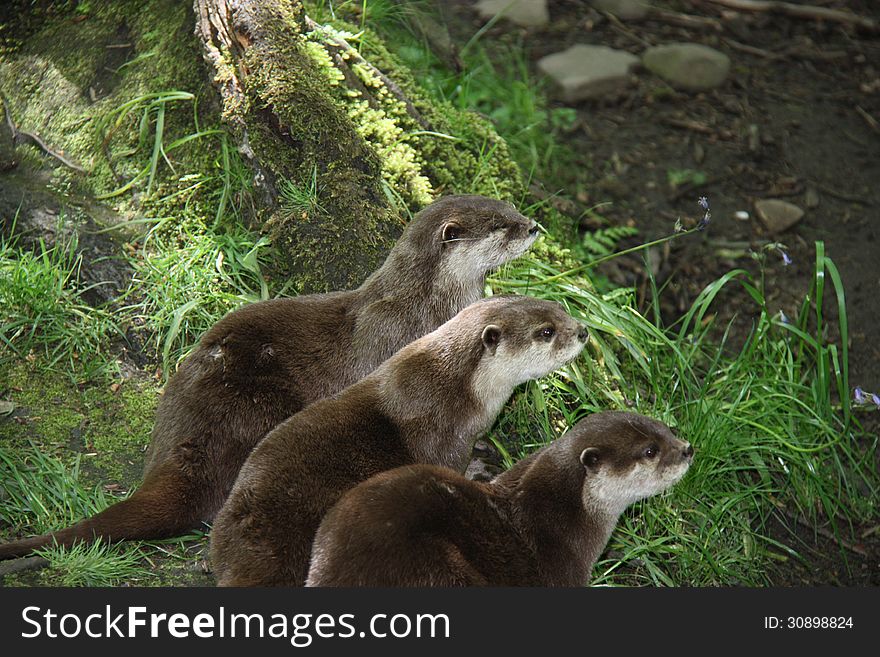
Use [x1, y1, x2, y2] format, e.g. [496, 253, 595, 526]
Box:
[1, 1, 523, 293]
[194, 0, 401, 291]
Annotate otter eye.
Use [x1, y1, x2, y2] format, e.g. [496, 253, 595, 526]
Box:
[539, 326, 555, 340]
[580, 447, 601, 469]
[644, 445, 658, 459]
[442, 223, 461, 242]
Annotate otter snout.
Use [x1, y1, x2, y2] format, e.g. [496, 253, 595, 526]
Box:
[577, 326, 588, 342]
[527, 222, 539, 236]
[682, 442, 694, 461]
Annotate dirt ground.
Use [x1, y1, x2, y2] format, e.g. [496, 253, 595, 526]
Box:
[444, 0, 879, 583]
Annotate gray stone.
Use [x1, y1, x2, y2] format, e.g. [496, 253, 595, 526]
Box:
[642, 43, 731, 91]
[590, 0, 651, 21]
[537, 44, 640, 102]
[755, 199, 805, 234]
[474, 0, 549, 28]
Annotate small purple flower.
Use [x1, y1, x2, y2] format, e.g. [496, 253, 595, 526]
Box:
[872, 393, 880, 409]
[778, 311, 790, 325]
[854, 387, 866, 404]
[780, 250, 792, 267]
[696, 196, 711, 231]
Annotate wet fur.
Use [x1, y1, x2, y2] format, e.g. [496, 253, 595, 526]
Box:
[0, 196, 537, 560]
[209, 296, 587, 586]
[306, 411, 692, 587]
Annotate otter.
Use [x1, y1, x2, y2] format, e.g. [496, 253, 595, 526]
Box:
[209, 295, 589, 586]
[306, 411, 693, 587]
[0, 195, 539, 560]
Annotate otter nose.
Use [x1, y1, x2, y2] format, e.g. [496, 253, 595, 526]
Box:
[682, 443, 694, 459]
[528, 222, 540, 236]
[577, 326, 588, 342]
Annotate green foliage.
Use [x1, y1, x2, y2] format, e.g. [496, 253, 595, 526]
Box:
[0, 444, 112, 534]
[667, 168, 707, 189]
[33, 540, 151, 587]
[581, 225, 639, 258]
[0, 219, 121, 380]
[488, 243, 876, 585]
[127, 219, 274, 374]
[279, 166, 327, 219]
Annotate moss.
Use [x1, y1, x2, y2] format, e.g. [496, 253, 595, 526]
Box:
[0, 359, 158, 486]
[1, 0, 528, 294]
[0, 0, 223, 217]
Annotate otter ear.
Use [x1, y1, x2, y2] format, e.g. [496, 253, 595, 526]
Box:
[580, 447, 601, 473]
[441, 222, 461, 243]
[481, 325, 502, 355]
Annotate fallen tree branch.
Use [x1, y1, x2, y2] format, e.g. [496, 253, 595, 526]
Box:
[0, 556, 49, 578]
[699, 0, 879, 32]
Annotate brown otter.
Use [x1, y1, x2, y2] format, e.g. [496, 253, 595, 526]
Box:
[0, 195, 539, 560]
[306, 411, 693, 587]
[209, 295, 589, 586]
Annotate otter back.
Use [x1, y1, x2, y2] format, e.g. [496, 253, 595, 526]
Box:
[209, 295, 588, 586]
[0, 196, 539, 561]
[306, 411, 693, 587]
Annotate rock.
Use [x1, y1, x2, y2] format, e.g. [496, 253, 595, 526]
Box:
[642, 43, 731, 91]
[804, 186, 820, 209]
[474, 0, 549, 28]
[754, 199, 805, 234]
[590, 0, 651, 20]
[537, 44, 640, 102]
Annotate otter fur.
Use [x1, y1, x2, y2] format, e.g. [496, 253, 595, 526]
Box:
[0, 196, 538, 560]
[306, 411, 693, 587]
[209, 295, 589, 586]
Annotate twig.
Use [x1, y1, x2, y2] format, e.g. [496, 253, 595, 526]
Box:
[855, 105, 880, 135]
[699, 0, 879, 33]
[602, 11, 652, 48]
[661, 117, 714, 135]
[0, 92, 87, 173]
[723, 37, 783, 60]
[649, 9, 723, 31]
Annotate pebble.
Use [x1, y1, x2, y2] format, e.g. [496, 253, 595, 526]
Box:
[590, 0, 651, 20]
[754, 199, 805, 234]
[474, 0, 549, 28]
[642, 43, 731, 91]
[537, 44, 640, 102]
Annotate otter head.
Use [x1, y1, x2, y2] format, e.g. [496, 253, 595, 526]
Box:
[469, 295, 588, 409]
[567, 411, 693, 516]
[403, 195, 539, 282]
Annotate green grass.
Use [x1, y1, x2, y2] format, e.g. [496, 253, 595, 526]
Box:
[487, 241, 877, 585]
[126, 218, 275, 374]
[32, 540, 151, 587]
[0, 217, 122, 381]
[0, 0, 876, 587]
[0, 442, 114, 534]
[0, 441, 205, 586]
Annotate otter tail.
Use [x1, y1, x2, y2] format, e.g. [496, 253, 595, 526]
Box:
[0, 469, 202, 560]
